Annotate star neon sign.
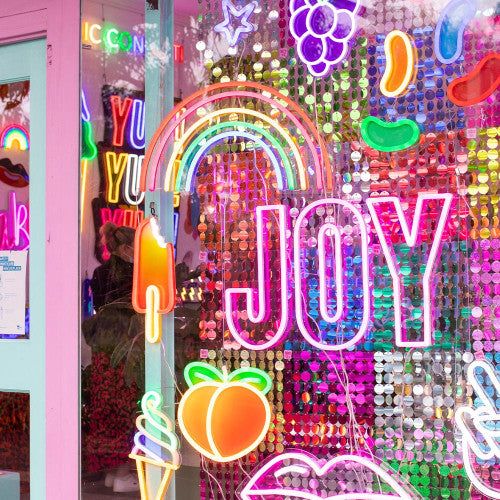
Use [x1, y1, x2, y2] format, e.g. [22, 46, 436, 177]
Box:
[214, 0, 258, 47]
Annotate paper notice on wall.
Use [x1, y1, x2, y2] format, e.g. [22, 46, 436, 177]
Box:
[0, 251, 27, 336]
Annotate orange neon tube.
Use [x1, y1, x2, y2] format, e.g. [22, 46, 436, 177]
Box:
[133, 217, 176, 315]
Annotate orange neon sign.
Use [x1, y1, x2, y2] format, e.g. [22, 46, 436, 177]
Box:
[132, 217, 176, 343]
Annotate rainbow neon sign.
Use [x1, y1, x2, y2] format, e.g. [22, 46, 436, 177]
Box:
[0, 125, 29, 151]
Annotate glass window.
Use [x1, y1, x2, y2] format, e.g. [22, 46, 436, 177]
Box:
[81, 1, 500, 499]
[0, 391, 29, 497]
[0, 81, 30, 340]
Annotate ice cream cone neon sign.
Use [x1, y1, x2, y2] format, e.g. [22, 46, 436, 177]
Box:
[130, 391, 181, 500]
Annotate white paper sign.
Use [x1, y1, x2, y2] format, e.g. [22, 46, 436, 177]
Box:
[0, 251, 27, 336]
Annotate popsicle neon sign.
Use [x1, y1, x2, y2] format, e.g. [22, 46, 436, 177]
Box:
[133, 217, 176, 343]
[224, 192, 453, 351]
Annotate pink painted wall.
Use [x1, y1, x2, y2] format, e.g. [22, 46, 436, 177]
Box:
[0, 1, 80, 498]
[45, 1, 80, 498]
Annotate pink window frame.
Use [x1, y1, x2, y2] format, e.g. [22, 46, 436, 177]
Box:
[0, 1, 80, 499]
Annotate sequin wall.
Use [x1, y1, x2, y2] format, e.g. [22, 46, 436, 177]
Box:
[181, 0, 500, 498]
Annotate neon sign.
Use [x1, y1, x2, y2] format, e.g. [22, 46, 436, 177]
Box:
[82, 21, 184, 62]
[128, 99, 145, 150]
[129, 391, 180, 500]
[214, 0, 258, 47]
[455, 360, 500, 499]
[223, 193, 451, 350]
[100, 207, 144, 229]
[380, 30, 416, 98]
[360, 116, 420, 152]
[178, 362, 272, 463]
[294, 198, 371, 351]
[106, 94, 145, 151]
[0, 125, 29, 189]
[225, 205, 290, 350]
[90, 86, 146, 263]
[123, 154, 145, 206]
[289, 0, 360, 77]
[366, 193, 453, 348]
[0, 192, 29, 251]
[141, 81, 333, 192]
[434, 0, 477, 64]
[82, 22, 145, 54]
[132, 218, 176, 343]
[104, 152, 128, 204]
[0, 125, 29, 151]
[103, 151, 145, 206]
[110, 96, 133, 148]
[241, 450, 418, 499]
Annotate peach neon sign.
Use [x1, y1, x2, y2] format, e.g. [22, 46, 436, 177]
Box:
[224, 192, 453, 351]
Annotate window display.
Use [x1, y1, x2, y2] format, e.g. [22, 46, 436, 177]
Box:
[80, 0, 499, 499]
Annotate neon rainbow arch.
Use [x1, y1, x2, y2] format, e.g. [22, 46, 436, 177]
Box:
[1, 125, 29, 151]
[140, 81, 332, 193]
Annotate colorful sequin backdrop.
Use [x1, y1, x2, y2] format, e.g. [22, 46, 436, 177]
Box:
[158, 0, 498, 498]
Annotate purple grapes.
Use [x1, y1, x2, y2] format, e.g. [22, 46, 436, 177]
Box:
[290, 0, 360, 77]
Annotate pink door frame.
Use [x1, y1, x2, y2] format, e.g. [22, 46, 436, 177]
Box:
[0, 1, 80, 499]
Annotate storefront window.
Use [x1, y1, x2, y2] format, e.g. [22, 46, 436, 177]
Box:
[0, 81, 30, 340]
[81, 0, 499, 499]
[80, 1, 201, 497]
[0, 78, 30, 499]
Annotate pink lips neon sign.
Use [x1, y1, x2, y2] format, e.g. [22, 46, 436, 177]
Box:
[240, 450, 419, 499]
[224, 192, 453, 350]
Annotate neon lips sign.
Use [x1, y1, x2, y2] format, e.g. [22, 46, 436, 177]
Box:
[225, 192, 453, 351]
[240, 450, 419, 499]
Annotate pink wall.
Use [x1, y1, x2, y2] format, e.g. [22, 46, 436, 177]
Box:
[0, 1, 80, 498]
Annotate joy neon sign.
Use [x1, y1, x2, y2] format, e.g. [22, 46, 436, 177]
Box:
[225, 193, 453, 351]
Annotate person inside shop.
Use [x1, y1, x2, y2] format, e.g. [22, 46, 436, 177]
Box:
[82, 222, 143, 494]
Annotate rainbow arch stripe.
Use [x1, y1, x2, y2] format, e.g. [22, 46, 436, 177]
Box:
[141, 82, 332, 193]
[1, 125, 29, 151]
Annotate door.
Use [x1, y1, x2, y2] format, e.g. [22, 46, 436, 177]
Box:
[0, 39, 46, 499]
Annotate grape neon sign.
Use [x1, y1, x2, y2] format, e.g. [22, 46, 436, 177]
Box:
[225, 193, 453, 351]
